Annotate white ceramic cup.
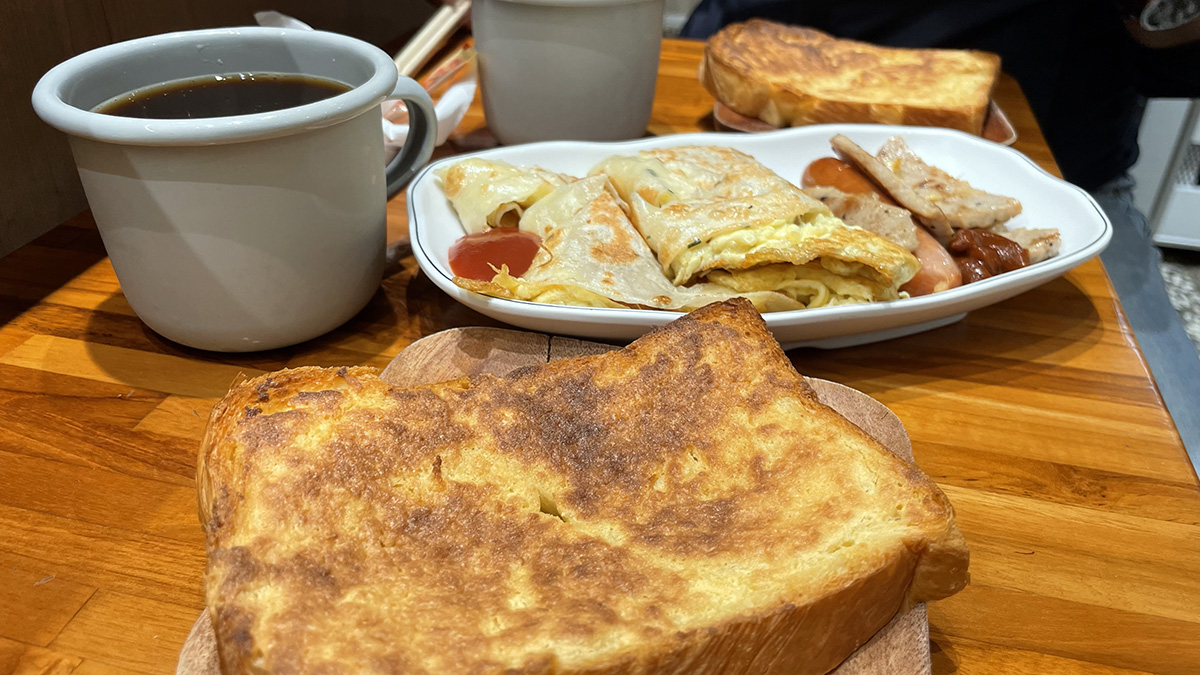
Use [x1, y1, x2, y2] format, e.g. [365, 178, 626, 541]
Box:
[473, 0, 664, 145]
[32, 27, 436, 352]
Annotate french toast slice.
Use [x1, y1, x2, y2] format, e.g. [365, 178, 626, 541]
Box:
[198, 299, 968, 674]
[701, 20, 1000, 135]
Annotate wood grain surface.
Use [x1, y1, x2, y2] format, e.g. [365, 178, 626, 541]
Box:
[1, 37, 1198, 675]
[176, 326, 931, 675]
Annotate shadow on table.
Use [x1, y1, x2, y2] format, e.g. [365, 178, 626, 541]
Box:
[789, 275, 1103, 404]
[81, 282, 407, 396]
[0, 212, 109, 330]
[75, 251, 1100, 403]
[79, 253, 514, 396]
[928, 635, 962, 673]
[404, 265, 508, 339]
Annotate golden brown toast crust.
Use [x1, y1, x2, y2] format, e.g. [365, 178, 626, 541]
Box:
[702, 20, 1000, 135]
[199, 300, 968, 674]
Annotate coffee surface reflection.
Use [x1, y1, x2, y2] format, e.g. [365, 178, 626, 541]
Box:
[94, 72, 350, 119]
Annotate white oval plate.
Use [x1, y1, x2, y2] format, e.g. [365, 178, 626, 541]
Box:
[408, 124, 1112, 348]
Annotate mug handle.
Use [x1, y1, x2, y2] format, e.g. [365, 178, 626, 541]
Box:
[384, 78, 437, 199]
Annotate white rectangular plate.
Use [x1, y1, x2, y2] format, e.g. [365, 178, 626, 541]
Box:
[408, 124, 1112, 348]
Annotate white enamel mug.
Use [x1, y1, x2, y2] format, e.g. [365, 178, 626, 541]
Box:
[473, 0, 665, 145]
[32, 27, 436, 352]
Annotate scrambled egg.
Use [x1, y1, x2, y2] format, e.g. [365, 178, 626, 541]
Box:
[670, 212, 849, 284]
[480, 267, 628, 309]
[669, 213, 910, 307]
[707, 263, 903, 308]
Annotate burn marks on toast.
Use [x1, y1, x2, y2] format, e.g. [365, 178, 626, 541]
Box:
[477, 338, 725, 517]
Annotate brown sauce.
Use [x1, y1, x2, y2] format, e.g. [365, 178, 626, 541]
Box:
[948, 229, 1028, 283]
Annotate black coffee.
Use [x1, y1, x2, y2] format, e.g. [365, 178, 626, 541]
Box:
[93, 72, 351, 119]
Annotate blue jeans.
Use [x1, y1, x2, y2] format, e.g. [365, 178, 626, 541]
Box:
[1094, 175, 1200, 461]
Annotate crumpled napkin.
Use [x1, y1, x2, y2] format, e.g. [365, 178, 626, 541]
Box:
[254, 10, 475, 160]
[380, 74, 476, 159]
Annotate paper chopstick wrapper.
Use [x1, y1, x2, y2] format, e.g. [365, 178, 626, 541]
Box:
[253, 10, 476, 158]
[394, 0, 472, 77]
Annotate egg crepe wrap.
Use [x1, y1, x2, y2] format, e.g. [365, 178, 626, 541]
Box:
[437, 158, 569, 233]
[592, 146, 921, 308]
[451, 174, 803, 312]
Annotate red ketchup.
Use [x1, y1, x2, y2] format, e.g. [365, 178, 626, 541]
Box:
[448, 229, 542, 281]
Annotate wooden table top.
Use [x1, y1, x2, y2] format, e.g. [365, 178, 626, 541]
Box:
[1, 37, 1198, 675]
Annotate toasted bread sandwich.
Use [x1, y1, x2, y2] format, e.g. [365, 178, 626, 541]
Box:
[198, 299, 968, 674]
[701, 20, 1000, 135]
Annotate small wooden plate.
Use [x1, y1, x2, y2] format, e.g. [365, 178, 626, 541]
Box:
[713, 100, 1018, 146]
[178, 327, 931, 675]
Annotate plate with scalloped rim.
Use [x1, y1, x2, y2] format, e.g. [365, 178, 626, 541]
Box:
[408, 124, 1111, 348]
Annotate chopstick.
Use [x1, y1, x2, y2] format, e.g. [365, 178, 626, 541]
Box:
[394, 0, 472, 77]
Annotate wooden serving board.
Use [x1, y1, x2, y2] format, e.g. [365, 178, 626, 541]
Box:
[177, 327, 931, 675]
